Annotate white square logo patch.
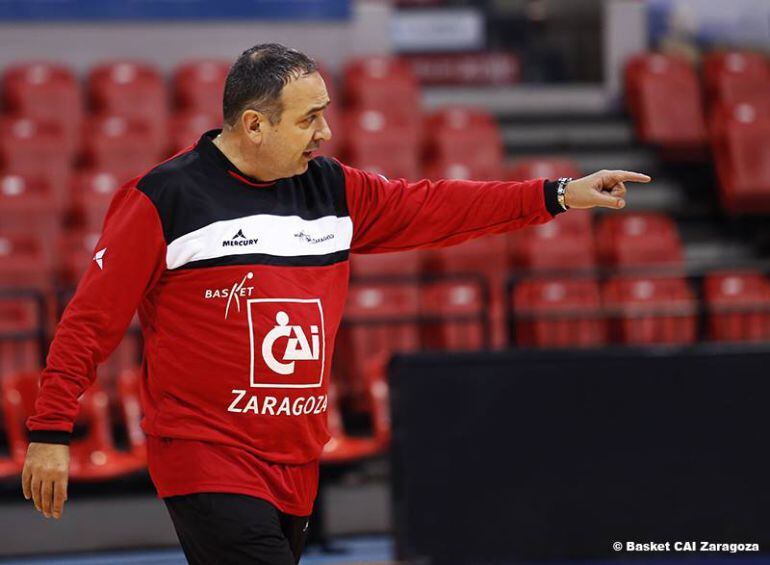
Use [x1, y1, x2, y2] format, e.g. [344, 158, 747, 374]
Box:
[247, 298, 325, 388]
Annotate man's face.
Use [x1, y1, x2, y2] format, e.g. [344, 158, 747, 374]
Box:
[256, 71, 332, 179]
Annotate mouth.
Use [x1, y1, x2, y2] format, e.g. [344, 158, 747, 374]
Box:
[303, 147, 319, 159]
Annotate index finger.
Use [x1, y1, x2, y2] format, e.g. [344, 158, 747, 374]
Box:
[610, 170, 652, 183]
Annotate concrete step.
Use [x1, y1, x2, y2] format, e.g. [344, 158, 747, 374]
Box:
[506, 147, 659, 177]
[422, 84, 612, 117]
[501, 119, 635, 152]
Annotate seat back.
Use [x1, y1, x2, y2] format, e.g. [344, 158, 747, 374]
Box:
[173, 59, 230, 115]
[168, 110, 219, 154]
[513, 278, 605, 348]
[0, 297, 41, 379]
[0, 173, 60, 240]
[2, 62, 82, 155]
[596, 213, 683, 268]
[83, 115, 162, 181]
[343, 56, 421, 122]
[420, 279, 485, 351]
[344, 110, 420, 179]
[0, 117, 72, 208]
[335, 282, 420, 409]
[624, 54, 706, 148]
[704, 51, 770, 106]
[423, 107, 504, 180]
[0, 231, 54, 290]
[704, 271, 770, 342]
[88, 61, 168, 154]
[603, 276, 697, 344]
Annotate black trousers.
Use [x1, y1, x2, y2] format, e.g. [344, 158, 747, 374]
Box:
[164, 493, 310, 564]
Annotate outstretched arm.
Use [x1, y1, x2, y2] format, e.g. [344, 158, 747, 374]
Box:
[339, 163, 650, 253]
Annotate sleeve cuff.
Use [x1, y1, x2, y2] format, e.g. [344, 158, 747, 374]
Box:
[28, 430, 72, 445]
[543, 180, 566, 217]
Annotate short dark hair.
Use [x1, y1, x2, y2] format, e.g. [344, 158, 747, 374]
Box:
[222, 43, 318, 127]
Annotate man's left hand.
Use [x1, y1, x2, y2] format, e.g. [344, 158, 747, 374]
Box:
[564, 170, 652, 210]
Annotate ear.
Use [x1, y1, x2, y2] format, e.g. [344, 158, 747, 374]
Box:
[240, 109, 265, 145]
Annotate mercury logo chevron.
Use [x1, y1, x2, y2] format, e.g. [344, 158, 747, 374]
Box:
[222, 229, 259, 247]
[93, 248, 107, 270]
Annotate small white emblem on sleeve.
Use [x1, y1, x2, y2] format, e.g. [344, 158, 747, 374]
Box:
[94, 248, 106, 270]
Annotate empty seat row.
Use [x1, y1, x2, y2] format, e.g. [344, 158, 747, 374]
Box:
[0, 104, 509, 210]
[1, 56, 516, 185]
[0, 363, 388, 480]
[625, 51, 770, 212]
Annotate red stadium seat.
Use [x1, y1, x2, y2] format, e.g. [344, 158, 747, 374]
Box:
[168, 110, 219, 153]
[512, 278, 605, 348]
[603, 276, 697, 345]
[704, 51, 770, 106]
[82, 115, 163, 182]
[704, 271, 770, 342]
[507, 157, 582, 182]
[343, 56, 421, 123]
[71, 168, 122, 232]
[334, 282, 420, 410]
[511, 211, 596, 272]
[344, 110, 420, 179]
[0, 116, 72, 208]
[711, 100, 770, 213]
[88, 61, 168, 154]
[424, 234, 509, 348]
[0, 297, 41, 379]
[1, 62, 83, 156]
[624, 54, 707, 153]
[350, 250, 423, 277]
[420, 279, 485, 351]
[596, 213, 683, 268]
[2, 371, 145, 480]
[0, 173, 61, 241]
[117, 368, 146, 463]
[173, 59, 229, 115]
[0, 231, 54, 290]
[423, 107, 504, 180]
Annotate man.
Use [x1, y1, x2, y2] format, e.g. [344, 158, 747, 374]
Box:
[21, 43, 650, 564]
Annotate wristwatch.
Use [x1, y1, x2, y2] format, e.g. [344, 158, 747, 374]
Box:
[556, 177, 572, 211]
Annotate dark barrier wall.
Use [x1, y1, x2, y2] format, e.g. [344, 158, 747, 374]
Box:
[389, 345, 770, 564]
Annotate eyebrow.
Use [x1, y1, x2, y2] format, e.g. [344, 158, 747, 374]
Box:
[302, 100, 331, 118]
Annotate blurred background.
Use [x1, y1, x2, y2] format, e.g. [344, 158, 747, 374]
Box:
[1, 0, 770, 563]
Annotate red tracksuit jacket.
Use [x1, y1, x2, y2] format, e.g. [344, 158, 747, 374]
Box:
[27, 130, 563, 515]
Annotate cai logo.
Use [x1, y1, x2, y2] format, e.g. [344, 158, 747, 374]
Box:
[247, 298, 325, 389]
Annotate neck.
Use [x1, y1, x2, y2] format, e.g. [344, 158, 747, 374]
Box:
[212, 130, 274, 181]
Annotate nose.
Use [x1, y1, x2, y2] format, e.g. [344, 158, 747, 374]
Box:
[315, 115, 332, 143]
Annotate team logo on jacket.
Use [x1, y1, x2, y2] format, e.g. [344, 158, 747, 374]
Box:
[222, 229, 259, 247]
[204, 272, 255, 319]
[294, 230, 335, 244]
[247, 298, 325, 388]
